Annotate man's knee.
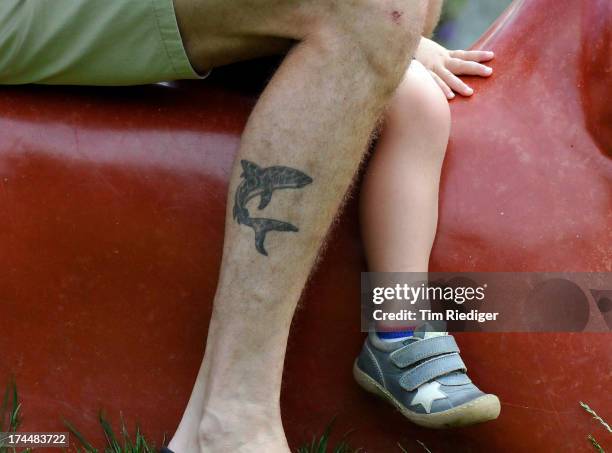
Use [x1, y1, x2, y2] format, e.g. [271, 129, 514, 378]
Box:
[317, 0, 429, 85]
[176, 0, 426, 77]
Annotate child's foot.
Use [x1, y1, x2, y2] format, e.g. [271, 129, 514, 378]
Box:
[354, 331, 500, 429]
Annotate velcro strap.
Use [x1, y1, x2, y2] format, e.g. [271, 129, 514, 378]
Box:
[390, 335, 460, 368]
[399, 353, 467, 391]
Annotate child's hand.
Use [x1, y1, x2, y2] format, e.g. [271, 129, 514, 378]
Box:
[414, 37, 494, 99]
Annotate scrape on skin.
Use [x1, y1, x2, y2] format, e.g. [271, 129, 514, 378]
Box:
[391, 10, 403, 23]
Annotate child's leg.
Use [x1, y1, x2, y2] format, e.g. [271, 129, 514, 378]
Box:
[355, 72, 500, 425]
[360, 59, 449, 338]
[360, 60, 450, 274]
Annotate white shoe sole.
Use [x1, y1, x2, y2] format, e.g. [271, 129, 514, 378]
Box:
[353, 359, 501, 429]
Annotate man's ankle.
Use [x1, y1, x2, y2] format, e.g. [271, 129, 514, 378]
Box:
[198, 399, 286, 451]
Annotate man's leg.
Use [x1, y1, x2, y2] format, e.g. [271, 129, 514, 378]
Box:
[166, 0, 428, 451]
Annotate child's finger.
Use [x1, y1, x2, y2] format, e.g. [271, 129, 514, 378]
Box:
[450, 49, 494, 62]
[429, 70, 455, 99]
[447, 58, 493, 77]
[439, 68, 474, 96]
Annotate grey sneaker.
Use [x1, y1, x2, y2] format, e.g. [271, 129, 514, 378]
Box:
[354, 331, 500, 429]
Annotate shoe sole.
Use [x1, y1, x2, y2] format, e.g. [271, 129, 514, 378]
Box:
[353, 359, 501, 429]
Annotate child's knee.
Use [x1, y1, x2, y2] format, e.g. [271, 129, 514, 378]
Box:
[385, 60, 451, 139]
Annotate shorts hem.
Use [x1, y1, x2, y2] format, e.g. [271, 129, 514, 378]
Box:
[151, 0, 208, 80]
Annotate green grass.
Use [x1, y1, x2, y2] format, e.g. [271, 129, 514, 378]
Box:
[3, 378, 610, 453]
[63, 413, 162, 453]
[581, 402, 612, 434]
[0, 377, 30, 453]
[0, 378, 369, 452]
[65, 416, 366, 453]
[296, 420, 360, 453]
[580, 401, 610, 453]
[587, 434, 605, 453]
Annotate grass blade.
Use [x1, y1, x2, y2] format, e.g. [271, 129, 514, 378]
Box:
[581, 401, 612, 433]
[63, 418, 98, 453]
[587, 434, 605, 453]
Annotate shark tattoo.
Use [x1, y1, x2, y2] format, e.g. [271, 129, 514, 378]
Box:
[232, 160, 313, 256]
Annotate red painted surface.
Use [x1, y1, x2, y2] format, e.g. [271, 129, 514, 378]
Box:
[0, 0, 609, 452]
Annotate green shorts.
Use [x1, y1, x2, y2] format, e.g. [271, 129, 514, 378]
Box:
[0, 0, 203, 85]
